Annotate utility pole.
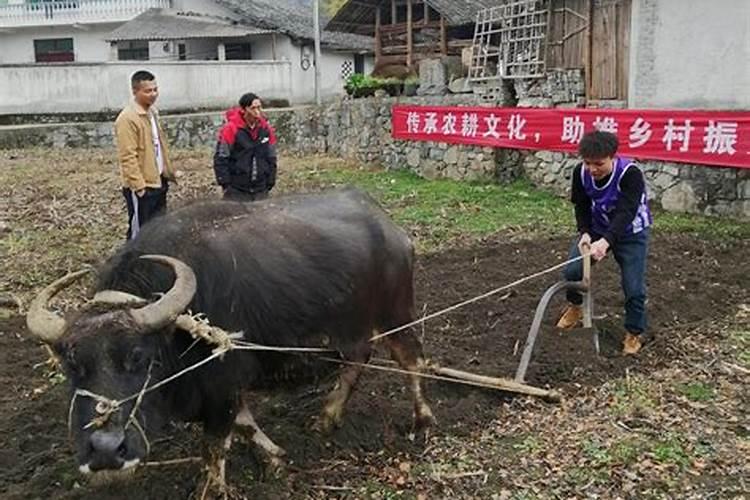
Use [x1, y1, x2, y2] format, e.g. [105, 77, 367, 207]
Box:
[313, 0, 322, 105]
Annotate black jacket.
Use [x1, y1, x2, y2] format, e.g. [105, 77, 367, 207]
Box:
[214, 123, 277, 195]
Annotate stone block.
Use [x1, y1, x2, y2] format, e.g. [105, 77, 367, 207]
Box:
[461, 47, 473, 72]
[457, 149, 469, 168]
[444, 164, 463, 180]
[661, 182, 699, 213]
[448, 77, 471, 94]
[444, 146, 459, 165]
[428, 147, 444, 161]
[739, 180, 750, 199]
[421, 159, 440, 179]
[417, 58, 448, 96]
[406, 148, 421, 168]
[649, 171, 678, 192]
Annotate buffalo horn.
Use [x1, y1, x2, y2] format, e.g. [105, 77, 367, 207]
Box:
[129, 255, 197, 332]
[26, 268, 92, 343]
[92, 290, 148, 306]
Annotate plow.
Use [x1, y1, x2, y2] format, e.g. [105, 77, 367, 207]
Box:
[408, 247, 596, 404]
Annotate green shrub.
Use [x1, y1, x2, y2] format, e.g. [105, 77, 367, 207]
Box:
[344, 74, 407, 98]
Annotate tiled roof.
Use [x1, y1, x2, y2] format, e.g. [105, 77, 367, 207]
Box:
[326, 0, 501, 34]
[216, 0, 373, 51]
[107, 9, 272, 41]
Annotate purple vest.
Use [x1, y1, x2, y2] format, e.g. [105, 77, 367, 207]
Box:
[581, 157, 652, 236]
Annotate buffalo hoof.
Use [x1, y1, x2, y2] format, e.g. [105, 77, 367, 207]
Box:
[315, 404, 345, 434]
[258, 455, 287, 482]
[313, 414, 340, 434]
[414, 405, 437, 431]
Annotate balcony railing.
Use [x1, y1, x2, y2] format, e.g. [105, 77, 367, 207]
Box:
[0, 0, 172, 28]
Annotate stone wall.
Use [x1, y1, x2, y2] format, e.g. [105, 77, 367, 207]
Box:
[272, 94, 522, 183]
[514, 69, 587, 108]
[523, 151, 750, 218]
[0, 94, 748, 218]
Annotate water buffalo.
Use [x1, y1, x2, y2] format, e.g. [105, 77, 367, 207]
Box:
[26, 188, 434, 492]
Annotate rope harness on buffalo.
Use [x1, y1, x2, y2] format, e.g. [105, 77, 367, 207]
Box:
[67, 255, 583, 432]
[68, 362, 155, 456]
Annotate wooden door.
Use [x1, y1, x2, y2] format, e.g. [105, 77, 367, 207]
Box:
[590, 0, 630, 101]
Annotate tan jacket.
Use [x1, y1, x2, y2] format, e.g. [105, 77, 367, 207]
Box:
[114, 102, 175, 191]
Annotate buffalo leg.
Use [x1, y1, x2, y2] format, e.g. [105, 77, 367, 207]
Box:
[234, 399, 286, 470]
[319, 343, 371, 432]
[198, 433, 233, 500]
[383, 331, 436, 430]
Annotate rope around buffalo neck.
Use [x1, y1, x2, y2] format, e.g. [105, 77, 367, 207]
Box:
[67, 254, 584, 429]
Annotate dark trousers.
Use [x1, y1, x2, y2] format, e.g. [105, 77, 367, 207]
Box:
[563, 229, 650, 334]
[222, 186, 269, 202]
[123, 184, 168, 240]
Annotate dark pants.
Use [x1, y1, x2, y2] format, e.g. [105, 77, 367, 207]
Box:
[563, 229, 650, 334]
[222, 186, 269, 202]
[123, 184, 168, 241]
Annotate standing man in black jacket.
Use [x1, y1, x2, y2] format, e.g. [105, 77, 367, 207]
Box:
[214, 93, 278, 201]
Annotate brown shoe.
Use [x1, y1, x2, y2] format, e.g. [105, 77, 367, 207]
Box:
[623, 332, 642, 355]
[556, 305, 583, 330]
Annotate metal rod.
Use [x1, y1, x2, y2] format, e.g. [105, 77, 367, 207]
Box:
[582, 246, 592, 329]
[313, 0, 322, 105]
[515, 280, 588, 383]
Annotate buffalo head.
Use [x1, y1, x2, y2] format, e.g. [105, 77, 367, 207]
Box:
[26, 255, 196, 476]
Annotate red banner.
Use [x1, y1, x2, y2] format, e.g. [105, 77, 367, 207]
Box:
[392, 105, 750, 169]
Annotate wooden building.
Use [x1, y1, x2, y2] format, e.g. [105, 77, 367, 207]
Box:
[326, 0, 633, 103]
[326, 0, 498, 69]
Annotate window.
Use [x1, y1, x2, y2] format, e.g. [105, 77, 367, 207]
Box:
[225, 43, 252, 60]
[469, 1, 548, 81]
[118, 41, 149, 61]
[34, 38, 74, 62]
[354, 54, 365, 75]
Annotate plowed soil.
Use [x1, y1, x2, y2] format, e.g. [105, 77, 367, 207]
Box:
[1, 231, 747, 499]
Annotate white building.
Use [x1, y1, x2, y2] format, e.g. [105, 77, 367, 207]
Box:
[0, 0, 374, 112]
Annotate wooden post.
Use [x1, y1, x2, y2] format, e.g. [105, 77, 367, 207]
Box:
[431, 365, 562, 402]
[585, 0, 594, 102]
[424, 0, 429, 24]
[375, 5, 382, 67]
[271, 33, 277, 60]
[582, 244, 592, 329]
[391, 0, 396, 25]
[406, 0, 413, 68]
[440, 14, 447, 56]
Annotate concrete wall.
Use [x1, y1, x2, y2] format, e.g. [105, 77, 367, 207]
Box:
[629, 0, 750, 109]
[0, 23, 119, 63]
[273, 36, 370, 103]
[0, 61, 292, 114]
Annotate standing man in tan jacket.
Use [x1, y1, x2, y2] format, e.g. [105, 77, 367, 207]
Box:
[115, 70, 175, 240]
